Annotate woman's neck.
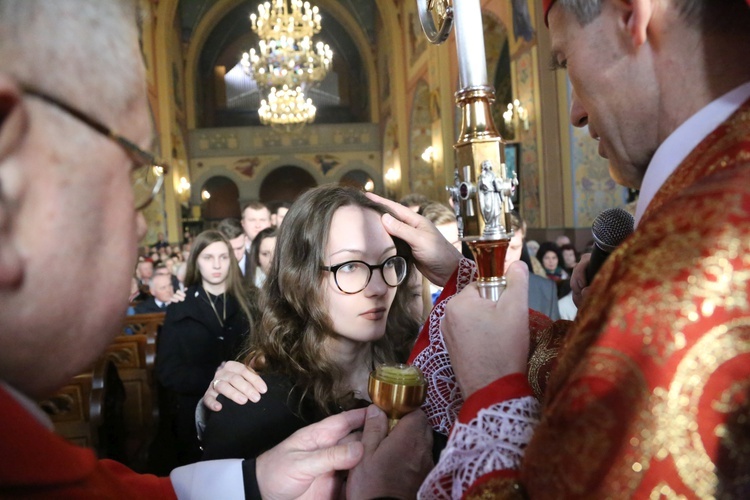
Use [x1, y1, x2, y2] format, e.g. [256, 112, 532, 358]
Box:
[202, 280, 227, 296]
[326, 337, 373, 399]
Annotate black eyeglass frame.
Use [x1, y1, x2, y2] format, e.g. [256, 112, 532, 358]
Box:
[321, 255, 408, 295]
[21, 85, 168, 210]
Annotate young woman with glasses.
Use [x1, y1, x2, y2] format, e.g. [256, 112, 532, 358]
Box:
[200, 185, 421, 461]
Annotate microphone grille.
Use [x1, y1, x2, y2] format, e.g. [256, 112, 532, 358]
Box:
[591, 208, 635, 253]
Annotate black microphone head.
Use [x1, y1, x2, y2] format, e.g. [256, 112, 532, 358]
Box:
[591, 208, 634, 253]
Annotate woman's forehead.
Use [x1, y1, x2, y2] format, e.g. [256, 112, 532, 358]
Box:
[326, 206, 392, 254]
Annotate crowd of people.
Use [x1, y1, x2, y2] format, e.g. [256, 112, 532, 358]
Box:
[2, 0, 749, 498]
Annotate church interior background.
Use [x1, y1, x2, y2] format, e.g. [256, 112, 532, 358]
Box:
[138, 0, 630, 248]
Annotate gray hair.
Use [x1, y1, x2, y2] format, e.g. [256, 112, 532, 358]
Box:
[0, 0, 143, 125]
[556, 0, 603, 26]
[557, 0, 748, 31]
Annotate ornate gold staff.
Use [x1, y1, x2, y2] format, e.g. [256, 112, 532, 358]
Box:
[417, 0, 518, 302]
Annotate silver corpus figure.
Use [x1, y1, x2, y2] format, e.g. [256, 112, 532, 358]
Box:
[417, 0, 518, 301]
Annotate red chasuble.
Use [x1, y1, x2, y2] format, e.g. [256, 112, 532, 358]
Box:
[416, 98, 750, 498]
[0, 386, 175, 499]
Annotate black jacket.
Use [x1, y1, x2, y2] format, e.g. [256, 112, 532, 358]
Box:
[156, 285, 250, 398]
[132, 296, 167, 314]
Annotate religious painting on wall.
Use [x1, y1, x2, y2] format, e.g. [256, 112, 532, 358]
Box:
[504, 142, 520, 205]
[409, 81, 434, 196]
[407, 2, 427, 67]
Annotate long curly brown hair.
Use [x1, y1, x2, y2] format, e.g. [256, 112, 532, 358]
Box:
[242, 185, 420, 414]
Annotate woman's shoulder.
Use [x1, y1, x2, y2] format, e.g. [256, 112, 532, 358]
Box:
[211, 373, 301, 418]
[166, 286, 205, 318]
[201, 372, 317, 460]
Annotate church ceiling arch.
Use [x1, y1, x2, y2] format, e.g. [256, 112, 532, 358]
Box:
[184, 0, 379, 127]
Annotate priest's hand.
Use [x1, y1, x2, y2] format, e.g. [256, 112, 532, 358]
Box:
[256, 408, 366, 500]
[346, 406, 433, 499]
[441, 261, 530, 398]
[570, 253, 591, 308]
[366, 192, 462, 287]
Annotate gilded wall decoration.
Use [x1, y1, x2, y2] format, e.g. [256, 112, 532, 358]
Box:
[517, 51, 541, 226]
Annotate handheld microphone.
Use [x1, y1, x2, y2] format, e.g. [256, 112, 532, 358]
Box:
[585, 208, 635, 284]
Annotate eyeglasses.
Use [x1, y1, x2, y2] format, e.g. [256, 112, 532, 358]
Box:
[322, 255, 408, 294]
[22, 86, 168, 210]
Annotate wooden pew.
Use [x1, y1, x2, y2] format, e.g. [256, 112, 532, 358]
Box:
[121, 312, 165, 346]
[105, 334, 159, 470]
[37, 356, 126, 460]
[117, 312, 165, 452]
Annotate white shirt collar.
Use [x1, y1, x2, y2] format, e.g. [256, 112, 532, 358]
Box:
[238, 253, 246, 274]
[634, 81, 750, 227]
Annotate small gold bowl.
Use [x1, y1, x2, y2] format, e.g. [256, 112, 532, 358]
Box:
[368, 363, 426, 431]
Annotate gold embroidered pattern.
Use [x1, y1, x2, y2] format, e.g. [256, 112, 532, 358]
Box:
[464, 476, 526, 499]
[653, 319, 750, 498]
[521, 99, 750, 498]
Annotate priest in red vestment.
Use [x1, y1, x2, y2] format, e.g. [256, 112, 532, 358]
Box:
[398, 0, 750, 498]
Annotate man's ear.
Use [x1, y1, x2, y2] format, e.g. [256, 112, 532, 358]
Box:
[0, 74, 27, 289]
[616, 0, 653, 47]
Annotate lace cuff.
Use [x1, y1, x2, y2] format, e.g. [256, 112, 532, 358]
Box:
[417, 396, 540, 499]
[411, 258, 477, 435]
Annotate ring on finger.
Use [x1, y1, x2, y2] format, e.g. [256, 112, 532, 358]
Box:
[212, 379, 223, 390]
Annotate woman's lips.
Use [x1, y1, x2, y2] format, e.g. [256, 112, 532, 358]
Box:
[360, 307, 386, 320]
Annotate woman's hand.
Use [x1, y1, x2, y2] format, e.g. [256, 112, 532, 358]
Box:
[203, 360, 268, 411]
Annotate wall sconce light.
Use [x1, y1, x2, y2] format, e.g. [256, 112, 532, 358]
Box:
[176, 176, 191, 195]
[201, 189, 211, 201]
[385, 167, 399, 183]
[364, 180, 375, 192]
[503, 99, 530, 140]
[384, 167, 400, 200]
[421, 145, 435, 164]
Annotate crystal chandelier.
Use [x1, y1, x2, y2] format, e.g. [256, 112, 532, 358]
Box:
[241, 0, 333, 129]
[258, 85, 316, 131]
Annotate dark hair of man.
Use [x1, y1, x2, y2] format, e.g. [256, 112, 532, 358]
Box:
[185, 230, 254, 328]
[275, 201, 292, 214]
[216, 218, 245, 240]
[241, 200, 269, 214]
[243, 185, 420, 414]
[246, 226, 278, 288]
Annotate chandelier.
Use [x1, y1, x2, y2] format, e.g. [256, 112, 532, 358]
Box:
[258, 85, 316, 131]
[241, 0, 333, 129]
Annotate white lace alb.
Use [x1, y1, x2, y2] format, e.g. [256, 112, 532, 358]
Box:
[418, 397, 540, 499]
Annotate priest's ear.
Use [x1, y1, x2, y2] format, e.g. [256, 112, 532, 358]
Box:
[611, 0, 653, 47]
[0, 74, 27, 289]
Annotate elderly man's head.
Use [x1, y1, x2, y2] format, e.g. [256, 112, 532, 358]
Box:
[149, 273, 174, 304]
[0, 0, 151, 397]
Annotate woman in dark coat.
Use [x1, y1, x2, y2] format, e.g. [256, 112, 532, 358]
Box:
[156, 230, 255, 465]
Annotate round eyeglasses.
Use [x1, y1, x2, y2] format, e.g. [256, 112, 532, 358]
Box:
[322, 255, 408, 294]
[22, 86, 167, 211]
